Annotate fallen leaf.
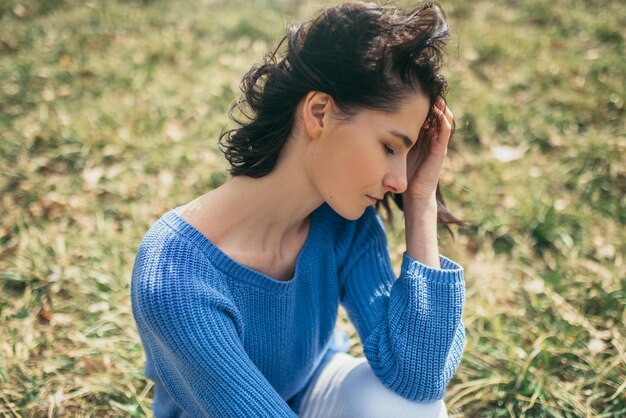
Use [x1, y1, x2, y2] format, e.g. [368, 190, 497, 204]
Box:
[491, 145, 526, 163]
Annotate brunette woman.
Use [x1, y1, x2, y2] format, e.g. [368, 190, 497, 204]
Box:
[131, 2, 465, 417]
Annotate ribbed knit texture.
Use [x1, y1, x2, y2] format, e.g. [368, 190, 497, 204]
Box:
[130, 203, 465, 417]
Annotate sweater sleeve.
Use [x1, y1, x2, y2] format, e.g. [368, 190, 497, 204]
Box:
[132, 248, 296, 417]
[339, 207, 465, 402]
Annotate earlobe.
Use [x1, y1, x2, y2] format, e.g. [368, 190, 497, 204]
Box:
[302, 91, 332, 141]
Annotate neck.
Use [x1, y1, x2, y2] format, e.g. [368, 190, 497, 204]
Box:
[182, 136, 323, 257]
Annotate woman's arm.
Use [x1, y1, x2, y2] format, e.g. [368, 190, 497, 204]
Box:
[403, 97, 455, 268]
[131, 243, 297, 417]
[339, 209, 465, 402]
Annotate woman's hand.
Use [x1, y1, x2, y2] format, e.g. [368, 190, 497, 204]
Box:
[403, 97, 453, 205]
[402, 97, 452, 268]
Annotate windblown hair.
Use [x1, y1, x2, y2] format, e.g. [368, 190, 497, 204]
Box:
[219, 1, 461, 226]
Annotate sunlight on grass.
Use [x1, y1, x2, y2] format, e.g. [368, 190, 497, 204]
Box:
[1, 0, 624, 416]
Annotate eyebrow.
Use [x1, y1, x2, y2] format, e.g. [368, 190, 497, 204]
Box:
[388, 129, 416, 149]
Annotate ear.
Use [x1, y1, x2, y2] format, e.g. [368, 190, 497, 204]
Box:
[302, 91, 333, 141]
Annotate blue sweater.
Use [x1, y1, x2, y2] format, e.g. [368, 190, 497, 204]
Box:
[131, 202, 465, 417]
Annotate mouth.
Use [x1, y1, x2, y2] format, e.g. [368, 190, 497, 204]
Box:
[366, 195, 379, 204]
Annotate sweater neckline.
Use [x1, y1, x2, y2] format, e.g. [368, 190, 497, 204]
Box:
[161, 203, 326, 292]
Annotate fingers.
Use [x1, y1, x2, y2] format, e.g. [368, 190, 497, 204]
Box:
[432, 96, 453, 128]
[422, 97, 452, 130]
[429, 97, 453, 155]
[431, 102, 452, 138]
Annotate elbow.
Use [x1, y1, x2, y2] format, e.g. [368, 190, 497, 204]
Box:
[368, 356, 453, 402]
[389, 326, 466, 402]
[405, 365, 451, 402]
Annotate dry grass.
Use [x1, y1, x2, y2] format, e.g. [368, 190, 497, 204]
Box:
[1, 0, 624, 416]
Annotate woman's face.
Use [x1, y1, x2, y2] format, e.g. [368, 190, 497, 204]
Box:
[306, 93, 431, 220]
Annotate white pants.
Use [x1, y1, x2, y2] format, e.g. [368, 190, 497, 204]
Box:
[298, 352, 448, 418]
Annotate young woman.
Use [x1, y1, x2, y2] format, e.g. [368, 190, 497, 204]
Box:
[131, 2, 465, 417]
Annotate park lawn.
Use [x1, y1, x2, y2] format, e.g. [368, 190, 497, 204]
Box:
[1, 0, 624, 416]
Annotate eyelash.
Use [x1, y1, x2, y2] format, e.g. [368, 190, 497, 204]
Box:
[383, 144, 395, 155]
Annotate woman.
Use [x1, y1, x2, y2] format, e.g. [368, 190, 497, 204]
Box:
[131, 2, 465, 417]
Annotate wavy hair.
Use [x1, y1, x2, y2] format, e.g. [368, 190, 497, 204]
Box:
[219, 1, 461, 225]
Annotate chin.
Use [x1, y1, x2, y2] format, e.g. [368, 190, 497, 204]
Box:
[327, 202, 367, 221]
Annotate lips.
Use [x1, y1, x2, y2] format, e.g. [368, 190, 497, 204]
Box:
[366, 195, 380, 204]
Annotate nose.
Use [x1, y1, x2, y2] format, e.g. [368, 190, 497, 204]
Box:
[382, 160, 407, 194]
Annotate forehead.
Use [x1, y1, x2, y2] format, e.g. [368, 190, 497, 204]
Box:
[354, 94, 431, 138]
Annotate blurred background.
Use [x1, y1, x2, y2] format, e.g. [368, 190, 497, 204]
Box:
[0, 0, 624, 416]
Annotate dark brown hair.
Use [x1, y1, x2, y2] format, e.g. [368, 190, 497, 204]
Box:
[219, 1, 461, 226]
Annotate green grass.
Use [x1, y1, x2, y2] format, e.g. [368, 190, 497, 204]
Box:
[1, 0, 624, 416]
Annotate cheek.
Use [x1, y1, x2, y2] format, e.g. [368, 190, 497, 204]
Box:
[355, 139, 387, 174]
[343, 147, 380, 182]
[308, 132, 383, 195]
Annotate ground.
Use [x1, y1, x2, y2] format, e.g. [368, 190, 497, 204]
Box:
[0, 0, 624, 416]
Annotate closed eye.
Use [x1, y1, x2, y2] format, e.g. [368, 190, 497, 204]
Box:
[383, 143, 395, 155]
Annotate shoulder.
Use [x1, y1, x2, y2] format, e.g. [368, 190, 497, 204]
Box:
[133, 211, 211, 278]
[131, 210, 236, 317]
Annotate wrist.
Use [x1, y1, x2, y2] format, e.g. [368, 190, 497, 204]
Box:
[403, 193, 437, 220]
[404, 217, 440, 268]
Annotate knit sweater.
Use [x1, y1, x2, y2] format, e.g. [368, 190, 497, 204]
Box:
[131, 202, 465, 417]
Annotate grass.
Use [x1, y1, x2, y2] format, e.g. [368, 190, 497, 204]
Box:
[1, 0, 624, 416]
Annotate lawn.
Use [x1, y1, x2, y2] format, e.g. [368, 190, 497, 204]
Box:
[1, 0, 624, 416]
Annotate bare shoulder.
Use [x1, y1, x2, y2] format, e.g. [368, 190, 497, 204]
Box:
[176, 192, 223, 241]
